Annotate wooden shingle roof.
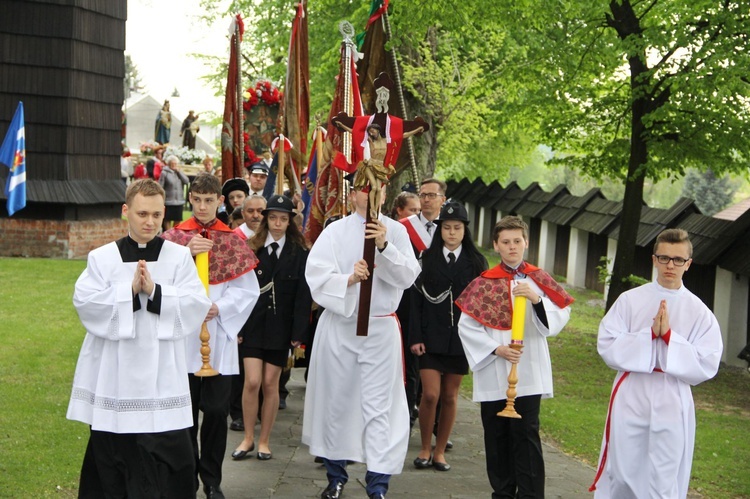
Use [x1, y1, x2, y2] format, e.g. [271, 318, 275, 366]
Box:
[446, 178, 472, 200]
[0, 179, 125, 205]
[676, 214, 735, 264]
[569, 196, 622, 235]
[539, 188, 603, 226]
[608, 198, 700, 246]
[717, 211, 750, 274]
[490, 181, 536, 214]
[462, 178, 491, 204]
[515, 184, 568, 219]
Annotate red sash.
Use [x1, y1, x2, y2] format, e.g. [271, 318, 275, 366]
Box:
[400, 216, 429, 253]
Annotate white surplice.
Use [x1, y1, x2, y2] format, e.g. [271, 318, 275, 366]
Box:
[592, 281, 723, 499]
[302, 213, 421, 475]
[458, 277, 571, 402]
[67, 241, 212, 433]
[190, 270, 259, 375]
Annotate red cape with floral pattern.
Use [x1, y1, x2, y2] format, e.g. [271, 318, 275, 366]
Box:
[161, 217, 258, 285]
[455, 262, 574, 330]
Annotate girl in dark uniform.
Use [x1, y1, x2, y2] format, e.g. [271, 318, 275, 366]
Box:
[410, 201, 487, 472]
[232, 195, 311, 461]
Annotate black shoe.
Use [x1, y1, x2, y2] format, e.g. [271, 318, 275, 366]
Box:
[321, 481, 344, 499]
[413, 456, 432, 469]
[231, 443, 255, 460]
[279, 398, 287, 410]
[433, 460, 451, 472]
[204, 485, 225, 499]
[445, 439, 454, 450]
[257, 451, 272, 460]
[229, 418, 244, 431]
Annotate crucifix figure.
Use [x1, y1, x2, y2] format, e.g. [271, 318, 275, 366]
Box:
[331, 72, 429, 337]
[332, 72, 428, 219]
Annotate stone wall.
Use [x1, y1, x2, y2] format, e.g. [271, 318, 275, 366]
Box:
[0, 218, 127, 259]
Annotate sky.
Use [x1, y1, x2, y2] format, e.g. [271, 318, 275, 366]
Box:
[125, 0, 231, 116]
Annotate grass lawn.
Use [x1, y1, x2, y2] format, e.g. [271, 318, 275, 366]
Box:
[1, 255, 749, 497]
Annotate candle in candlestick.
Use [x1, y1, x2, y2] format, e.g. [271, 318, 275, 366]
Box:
[196, 251, 209, 294]
[511, 294, 526, 341]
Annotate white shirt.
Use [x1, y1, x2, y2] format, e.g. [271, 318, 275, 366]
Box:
[264, 233, 286, 257]
[443, 244, 462, 263]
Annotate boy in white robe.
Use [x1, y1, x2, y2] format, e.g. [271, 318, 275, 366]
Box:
[161, 173, 260, 499]
[303, 187, 421, 499]
[456, 216, 573, 499]
[67, 179, 212, 498]
[590, 228, 723, 498]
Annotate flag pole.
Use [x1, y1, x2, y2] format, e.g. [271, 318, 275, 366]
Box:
[381, 8, 419, 186]
[234, 18, 244, 179]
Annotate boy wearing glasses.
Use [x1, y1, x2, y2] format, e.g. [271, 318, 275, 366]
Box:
[590, 228, 723, 498]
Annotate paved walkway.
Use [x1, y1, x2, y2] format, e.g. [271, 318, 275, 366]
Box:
[219, 370, 596, 498]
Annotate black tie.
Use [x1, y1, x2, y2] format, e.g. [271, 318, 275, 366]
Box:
[447, 252, 456, 266]
[425, 222, 434, 235]
[268, 242, 279, 269]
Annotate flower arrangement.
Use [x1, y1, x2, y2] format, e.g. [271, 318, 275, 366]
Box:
[243, 80, 282, 112]
[242, 80, 281, 168]
[139, 140, 162, 156]
[164, 145, 206, 165]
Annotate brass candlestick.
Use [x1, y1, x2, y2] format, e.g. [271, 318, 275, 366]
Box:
[194, 250, 218, 377]
[497, 340, 524, 419]
[195, 322, 219, 377]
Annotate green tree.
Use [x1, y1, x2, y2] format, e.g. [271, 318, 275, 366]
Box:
[124, 54, 144, 98]
[681, 168, 738, 216]
[197, 0, 536, 186]
[494, 0, 750, 308]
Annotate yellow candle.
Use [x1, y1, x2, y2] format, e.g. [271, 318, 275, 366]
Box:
[511, 295, 526, 341]
[195, 251, 209, 294]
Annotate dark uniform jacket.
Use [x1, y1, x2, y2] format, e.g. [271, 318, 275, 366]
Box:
[410, 251, 485, 356]
[239, 241, 312, 351]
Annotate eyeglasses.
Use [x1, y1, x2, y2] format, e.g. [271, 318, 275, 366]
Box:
[654, 255, 689, 266]
[419, 192, 443, 200]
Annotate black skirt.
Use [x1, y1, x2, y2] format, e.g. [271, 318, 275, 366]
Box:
[419, 352, 469, 375]
[164, 204, 184, 222]
[239, 346, 289, 368]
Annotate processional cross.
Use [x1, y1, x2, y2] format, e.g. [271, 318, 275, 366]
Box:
[332, 72, 428, 336]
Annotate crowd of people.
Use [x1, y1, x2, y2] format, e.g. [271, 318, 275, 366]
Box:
[67, 163, 722, 499]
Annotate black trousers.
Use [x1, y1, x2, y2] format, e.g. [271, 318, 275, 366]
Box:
[229, 349, 245, 421]
[78, 428, 195, 499]
[188, 373, 232, 489]
[404, 349, 420, 425]
[480, 395, 544, 499]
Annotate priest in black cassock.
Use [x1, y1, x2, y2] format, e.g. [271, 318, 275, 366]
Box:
[67, 179, 212, 498]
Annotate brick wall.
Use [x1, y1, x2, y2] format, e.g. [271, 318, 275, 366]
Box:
[0, 218, 128, 259]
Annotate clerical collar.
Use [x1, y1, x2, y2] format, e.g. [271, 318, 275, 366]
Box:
[118, 235, 165, 262]
[126, 234, 158, 250]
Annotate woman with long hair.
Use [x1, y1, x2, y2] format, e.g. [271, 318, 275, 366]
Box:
[410, 201, 488, 472]
[232, 195, 312, 461]
[390, 191, 420, 220]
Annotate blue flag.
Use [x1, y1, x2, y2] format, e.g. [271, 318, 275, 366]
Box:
[262, 153, 279, 200]
[0, 102, 26, 216]
[301, 138, 318, 229]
